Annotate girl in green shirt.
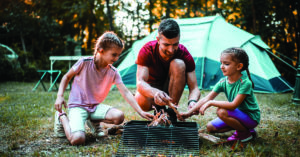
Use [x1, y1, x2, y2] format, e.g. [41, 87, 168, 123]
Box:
[181, 47, 260, 142]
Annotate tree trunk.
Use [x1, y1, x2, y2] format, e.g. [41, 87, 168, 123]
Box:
[149, 0, 154, 32]
[214, 0, 218, 15]
[166, 0, 171, 18]
[251, 0, 257, 34]
[87, 0, 95, 50]
[193, 0, 200, 17]
[295, 0, 300, 61]
[205, 0, 208, 16]
[106, 0, 114, 31]
[136, 2, 141, 39]
[20, 31, 28, 65]
[186, 0, 190, 17]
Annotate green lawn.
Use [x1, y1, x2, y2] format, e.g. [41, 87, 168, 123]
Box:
[0, 82, 299, 156]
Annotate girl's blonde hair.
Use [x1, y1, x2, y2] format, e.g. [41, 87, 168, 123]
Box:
[222, 47, 254, 88]
[94, 31, 124, 54]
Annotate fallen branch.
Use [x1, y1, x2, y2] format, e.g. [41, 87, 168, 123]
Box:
[198, 133, 222, 143]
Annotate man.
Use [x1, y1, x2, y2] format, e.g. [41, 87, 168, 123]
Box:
[135, 19, 200, 122]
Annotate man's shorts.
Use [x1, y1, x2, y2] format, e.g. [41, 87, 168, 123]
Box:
[210, 108, 258, 130]
[68, 104, 112, 133]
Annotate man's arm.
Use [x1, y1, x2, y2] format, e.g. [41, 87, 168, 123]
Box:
[186, 70, 201, 109]
[136, 65, 171, 106]
[136, 65, 157, 98]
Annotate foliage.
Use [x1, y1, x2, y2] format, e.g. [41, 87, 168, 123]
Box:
[0, 0, 298, 83]
[0, 82, 299, 156]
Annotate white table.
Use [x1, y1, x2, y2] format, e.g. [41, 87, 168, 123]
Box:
[49, 56, 91, 86]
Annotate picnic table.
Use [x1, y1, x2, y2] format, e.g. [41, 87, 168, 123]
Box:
[32, 56, 91, 92]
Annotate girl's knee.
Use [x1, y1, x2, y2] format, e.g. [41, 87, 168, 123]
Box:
[115, 111, 124, 124]
[112, 109, 124, 124]
[216, 108, 228, 119]
[70, 131, 85, 145]
[106, 108, 124, 124]
[206, 123, 217, 133]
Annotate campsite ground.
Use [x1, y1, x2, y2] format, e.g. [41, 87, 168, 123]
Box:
[0, 82, 299, 156]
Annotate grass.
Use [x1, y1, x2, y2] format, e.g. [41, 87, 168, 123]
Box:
[0, 82, 299, 156]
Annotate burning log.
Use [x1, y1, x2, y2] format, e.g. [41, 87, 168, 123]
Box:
[148, 109, 172, 127]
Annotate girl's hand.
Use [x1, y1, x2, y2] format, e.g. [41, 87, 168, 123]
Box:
[180, 112, 192, 119]
[187, 101, 199, 115]
[54, 95, 67, 113]
[139, 111, 154, 121]
[199, 101, 211, 115]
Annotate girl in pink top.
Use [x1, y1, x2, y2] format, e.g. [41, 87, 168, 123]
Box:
[54, 32, 153, 145]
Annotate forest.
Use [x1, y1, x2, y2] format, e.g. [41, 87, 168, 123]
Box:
[0, 0, 299, 85]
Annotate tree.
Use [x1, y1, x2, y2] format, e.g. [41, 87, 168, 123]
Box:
[106, 0, 115, 31]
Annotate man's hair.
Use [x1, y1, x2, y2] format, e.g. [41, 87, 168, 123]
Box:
[158, 19, 180, 39]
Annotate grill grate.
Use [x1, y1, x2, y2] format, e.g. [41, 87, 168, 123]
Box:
[116, 120, 199, 156]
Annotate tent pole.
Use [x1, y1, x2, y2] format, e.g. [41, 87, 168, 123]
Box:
[292, 50, 300, 105]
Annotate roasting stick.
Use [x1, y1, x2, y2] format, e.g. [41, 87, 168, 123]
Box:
[167, 101, 184, 121]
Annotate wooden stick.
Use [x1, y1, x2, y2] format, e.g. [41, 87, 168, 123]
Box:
[198, 133, 222, 143]
[167, 101, 183, 121]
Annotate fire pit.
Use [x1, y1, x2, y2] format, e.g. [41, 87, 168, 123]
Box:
[116, 120, 199, 156]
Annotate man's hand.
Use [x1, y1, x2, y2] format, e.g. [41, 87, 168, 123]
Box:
[139, 111, 154, 121]
[54, 95, 67, 113]
[154, 91, 172, 106]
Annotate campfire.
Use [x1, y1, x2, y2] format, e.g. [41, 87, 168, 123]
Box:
[148, 101, 184, 127]
[148, 109, 171, 127]
[116, 102, 200, 156]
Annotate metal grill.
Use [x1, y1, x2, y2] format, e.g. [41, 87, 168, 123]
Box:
[116, 120, 199, 156]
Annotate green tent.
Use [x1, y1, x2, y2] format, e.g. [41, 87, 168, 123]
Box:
[117, 16, 293, 93]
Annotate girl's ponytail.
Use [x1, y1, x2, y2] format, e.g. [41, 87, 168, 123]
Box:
[246, 68, 254, 88]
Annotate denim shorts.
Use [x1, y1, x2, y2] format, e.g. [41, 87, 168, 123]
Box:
[68, 104, 112, 133]
[210, 108, 258, 130]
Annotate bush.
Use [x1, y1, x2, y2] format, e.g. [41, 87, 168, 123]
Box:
[0, 50, 15, 82]
[0, 48, 39, 82]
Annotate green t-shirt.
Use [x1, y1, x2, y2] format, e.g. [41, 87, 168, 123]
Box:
[213, 74, 261, 124]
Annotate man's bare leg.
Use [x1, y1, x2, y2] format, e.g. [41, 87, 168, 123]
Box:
[168, 59, 186, 105]
[135, 92, 155, 111]
[135, 59, 186, 121]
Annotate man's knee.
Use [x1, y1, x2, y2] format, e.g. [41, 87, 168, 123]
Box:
[70, 131, 86, 145]
[135, 92, 153, 111]
[170, 59, 186, 75]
